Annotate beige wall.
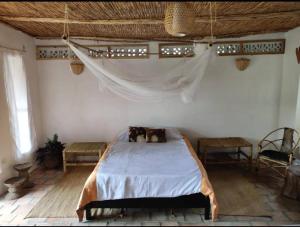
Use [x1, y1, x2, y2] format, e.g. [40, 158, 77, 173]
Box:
[35, 33, 284, 152]
[0, 23, 42, 194]
[278, 27, 300, 129]
[0, 20, 299, 195]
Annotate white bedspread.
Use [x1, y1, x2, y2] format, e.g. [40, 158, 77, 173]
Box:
[96, 138, 202, 200]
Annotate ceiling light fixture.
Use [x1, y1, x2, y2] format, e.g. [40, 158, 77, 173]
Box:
[164, 2, 196, 37]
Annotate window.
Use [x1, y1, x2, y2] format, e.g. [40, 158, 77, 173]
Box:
[3, 51, 36, 160]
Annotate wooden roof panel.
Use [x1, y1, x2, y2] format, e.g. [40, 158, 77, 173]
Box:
[0, 1, 299, 40]
[195, 2, 300, 15]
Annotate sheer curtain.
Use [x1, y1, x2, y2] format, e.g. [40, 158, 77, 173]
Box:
[2, 49, 37, 162]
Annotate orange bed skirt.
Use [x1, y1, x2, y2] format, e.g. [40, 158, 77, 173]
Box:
[76, 136, 218, 221]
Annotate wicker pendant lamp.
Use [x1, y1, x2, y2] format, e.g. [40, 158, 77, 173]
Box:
[164, 2, 196, 37]
[62, 4, 85, 76]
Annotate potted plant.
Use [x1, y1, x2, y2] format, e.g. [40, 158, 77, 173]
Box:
[36, 134, 65, 169]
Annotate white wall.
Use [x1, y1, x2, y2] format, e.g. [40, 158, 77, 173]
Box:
[0, 19, 298, 194]
[278, 27, 300, 131]
[0, 23, 41, 194]
[35, 33, 284, 151]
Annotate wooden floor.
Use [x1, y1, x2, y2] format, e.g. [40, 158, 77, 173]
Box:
[0, 164, 300, 226]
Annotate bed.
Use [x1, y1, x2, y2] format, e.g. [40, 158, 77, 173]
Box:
[76, 128, 218, 221]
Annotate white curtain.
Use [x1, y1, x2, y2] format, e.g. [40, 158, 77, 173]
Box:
[65, 40, 214, 103]
[2, 50, 37, 162]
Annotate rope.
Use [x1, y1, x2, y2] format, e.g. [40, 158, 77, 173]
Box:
[62, 4, 73, 61]
[62, 4, 69, 39]
[209, 2, 214, 47]
[66, 5, 70, 43]
[214, 1, 217, 22]
[61, 3, 207, 57]
[67, 39, 195, 57]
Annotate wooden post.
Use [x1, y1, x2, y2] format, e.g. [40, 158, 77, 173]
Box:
[197, 139, 200, 157]
[249, 145, 253, 170]
[237, 147, 241, 162]
[63, 149, 67, 173]
[86, 207, 93, 220]
[296, 47, 300, 64]
[204, 205, 210, 220]
[203, 147, 207, 166]
[255, 154, 260, 174]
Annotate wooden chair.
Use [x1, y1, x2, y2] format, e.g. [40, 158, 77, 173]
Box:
[256, 127, 300, 178]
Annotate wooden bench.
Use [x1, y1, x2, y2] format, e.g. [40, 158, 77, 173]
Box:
[63, 142, 107, 172]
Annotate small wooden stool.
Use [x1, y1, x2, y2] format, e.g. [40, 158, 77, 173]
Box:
[14, 162, 34, 188]
[282, 165, 300, 200]
[4, 177, 26, 200]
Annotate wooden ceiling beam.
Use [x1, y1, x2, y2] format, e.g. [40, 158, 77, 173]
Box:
[0, 10, 300, 25]
[33, 28, 288, 43]
[0, 16, 164, 25]
[34, 35, 205, 43]
[216, 29, 288, 39]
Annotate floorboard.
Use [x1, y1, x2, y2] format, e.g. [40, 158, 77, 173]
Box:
[0, 165, 299, 226]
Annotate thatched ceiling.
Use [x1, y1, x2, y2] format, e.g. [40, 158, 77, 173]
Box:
[0, 2, 300, 41]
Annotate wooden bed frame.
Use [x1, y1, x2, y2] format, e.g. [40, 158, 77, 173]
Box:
[84, 192, 211, 220]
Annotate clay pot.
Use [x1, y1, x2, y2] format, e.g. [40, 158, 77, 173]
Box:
[235, 58, 250, 71]
[44, 154, 60, 169]
[70, 61, 84, 75]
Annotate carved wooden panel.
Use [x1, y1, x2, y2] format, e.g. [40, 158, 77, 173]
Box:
[216, 39, 285, 56]
[109, 45, 148, 59]
[159, 43, 194, 58]
[36, 44, 149, 60]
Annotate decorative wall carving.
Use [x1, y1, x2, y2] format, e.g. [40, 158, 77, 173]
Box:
[216, 39, 285, 56]
[36, 44, 149, 60]
[158, 43, 194, 58]
[36, 39, 286, 61]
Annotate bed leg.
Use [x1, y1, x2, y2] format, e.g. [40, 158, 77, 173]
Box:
[204, 205, 210, 220]
[170, 209, 177, 217]
[86, 207, 93, 220]
[119, 208, 127, 218]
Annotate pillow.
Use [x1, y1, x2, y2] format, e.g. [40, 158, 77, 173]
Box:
[165, 127, 182, 140]
[116, 129, 129, 142]
[146, 128, 167, 143]
[128, 126, 146, 142]
[117, 127, 182, 142]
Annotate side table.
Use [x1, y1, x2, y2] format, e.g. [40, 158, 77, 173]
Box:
[63, 142, 107, 172]
[4, 177, 26, 200]
[197, 137, 253, 168]
[14, 162, 34, 188]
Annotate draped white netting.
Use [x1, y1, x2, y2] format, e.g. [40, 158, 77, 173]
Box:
[64, 40, 214, 103]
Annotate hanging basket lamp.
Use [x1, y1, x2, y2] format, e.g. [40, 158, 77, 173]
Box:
[164, 2, 196, 37]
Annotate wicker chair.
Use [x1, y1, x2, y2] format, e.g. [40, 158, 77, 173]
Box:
[256, 127, 300, 177]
